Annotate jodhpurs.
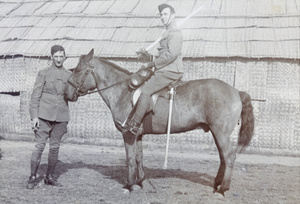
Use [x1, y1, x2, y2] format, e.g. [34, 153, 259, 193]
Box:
[31, 118, 68, 169]
[141, 70, 183, 96]
[133, 70, 183, 123]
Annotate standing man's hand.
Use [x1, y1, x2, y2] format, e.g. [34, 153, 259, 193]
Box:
[31, 118, 39, 131]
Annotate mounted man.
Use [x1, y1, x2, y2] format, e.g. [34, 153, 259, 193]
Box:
[124, 3, 184, 136]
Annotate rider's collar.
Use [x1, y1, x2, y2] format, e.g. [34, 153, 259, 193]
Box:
[166, 20, 177, 30]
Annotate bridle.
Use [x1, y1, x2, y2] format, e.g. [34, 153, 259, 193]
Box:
[67, 62, 97, 96]
[67, 61, 130, 97]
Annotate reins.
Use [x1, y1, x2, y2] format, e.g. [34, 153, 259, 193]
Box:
[81, 77, 130, 96]
[68, 61, 130, 97]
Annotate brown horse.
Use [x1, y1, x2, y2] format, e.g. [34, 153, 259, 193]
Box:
[65, 49, 254, 195]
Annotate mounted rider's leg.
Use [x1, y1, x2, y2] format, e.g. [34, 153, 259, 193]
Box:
[125, 93, 151, 135]
[124, 71, 183, 136]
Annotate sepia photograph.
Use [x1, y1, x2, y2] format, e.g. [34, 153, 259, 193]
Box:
[0, 0, 299, 203]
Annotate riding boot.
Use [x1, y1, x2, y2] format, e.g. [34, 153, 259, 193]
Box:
[26, 160, 40, 189]
[125, 119, 143, 136]
[45, 148, 62, 187]
[124, 93, 150, 135]
[45, 163, 62, 187]
[44, 174, 62, 187]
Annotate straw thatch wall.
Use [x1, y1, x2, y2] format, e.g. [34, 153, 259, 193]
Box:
[1, 56, 299, 156]
[0, 0, 299, 156]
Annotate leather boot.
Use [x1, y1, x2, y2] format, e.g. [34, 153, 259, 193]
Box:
[45, 158, 62, 187]
[26, 176, 36, 189]
[44, 174, 62, 187]
[124, 120, 142, 136]
[26, 160, 40, 189]
[124, 93, 149, 135]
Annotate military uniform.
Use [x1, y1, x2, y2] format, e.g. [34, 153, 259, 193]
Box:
[28, 63, 71, 187]
[30, 63, 71, 121]
[142, 20, 183, 95]
[125, 12, 184, 134]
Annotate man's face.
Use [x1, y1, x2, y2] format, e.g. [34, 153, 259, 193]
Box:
[52, 51, 65, 68]
[160, 7, 174, 26]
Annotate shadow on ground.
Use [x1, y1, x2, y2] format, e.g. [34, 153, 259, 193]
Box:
[37, 161, 214, 189]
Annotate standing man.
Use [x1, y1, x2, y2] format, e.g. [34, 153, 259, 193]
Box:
[125, 3, 184, 135]
[26, 45, 71, 189]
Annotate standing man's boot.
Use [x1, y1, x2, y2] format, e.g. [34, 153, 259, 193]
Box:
[26, 160, 40, 189]
[44, 173, 62, 187]
[44, 163, 62, 187]
[44, 151, 62, 187]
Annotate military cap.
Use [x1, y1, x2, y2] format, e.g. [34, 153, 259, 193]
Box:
[51, 45, 65, 55]
[158, 3, 175, 14]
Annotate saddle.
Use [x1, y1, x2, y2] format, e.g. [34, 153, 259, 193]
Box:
[132, 78, 182, 107]
[122, 71, 182, 130]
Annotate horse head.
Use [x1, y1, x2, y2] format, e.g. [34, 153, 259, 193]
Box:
[65, 49, 97, 101]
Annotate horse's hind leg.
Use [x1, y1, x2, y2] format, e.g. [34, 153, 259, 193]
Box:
[212, 134, 225, 191]
[212, 131, 236, 196]
[136, 135, 145, 186]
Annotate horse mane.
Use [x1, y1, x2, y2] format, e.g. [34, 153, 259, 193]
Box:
[95, 57, 132, 75]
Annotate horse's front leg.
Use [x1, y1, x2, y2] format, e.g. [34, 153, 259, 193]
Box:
[122, 131, 137, 190]
[136, 135, 145, 186]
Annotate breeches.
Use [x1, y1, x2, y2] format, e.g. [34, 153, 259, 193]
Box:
[31, 118, 68, 163]
[133, 70, 183, 123]
[141, 70, 183, 96]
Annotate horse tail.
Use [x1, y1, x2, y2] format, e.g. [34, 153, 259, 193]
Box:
[236, 91, 255, 153]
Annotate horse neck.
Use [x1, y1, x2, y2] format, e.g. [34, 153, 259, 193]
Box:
[94, 59, 126, 87]
[93, 58, 132, 117]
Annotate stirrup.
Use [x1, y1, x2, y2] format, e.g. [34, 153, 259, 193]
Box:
[123, 120, 143, 136]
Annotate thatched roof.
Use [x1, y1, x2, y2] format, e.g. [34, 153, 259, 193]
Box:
[0, 0, 299, 61]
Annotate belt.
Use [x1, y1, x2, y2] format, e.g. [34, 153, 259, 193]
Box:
[42, 92, 64, 99]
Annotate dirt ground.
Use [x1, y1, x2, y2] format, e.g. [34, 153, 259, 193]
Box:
[0, 140, 299, 204]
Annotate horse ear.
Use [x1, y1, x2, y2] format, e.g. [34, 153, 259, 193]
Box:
[84, 49, 94, 62]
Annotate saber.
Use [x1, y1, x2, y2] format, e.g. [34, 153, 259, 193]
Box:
[145, 6, 204, 51]
[163, 87, 175, 169]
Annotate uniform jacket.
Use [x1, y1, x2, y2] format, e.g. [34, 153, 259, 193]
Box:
[29, 63, 71, 122]
[154, 20, 183, 73]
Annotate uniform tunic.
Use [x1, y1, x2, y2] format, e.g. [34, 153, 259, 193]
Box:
[154, 21, 183, 73]
[142, 20, 183, 95]
[29, 63, 71, 122]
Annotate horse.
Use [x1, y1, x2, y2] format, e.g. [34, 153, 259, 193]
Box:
[64, 49, 254, 195]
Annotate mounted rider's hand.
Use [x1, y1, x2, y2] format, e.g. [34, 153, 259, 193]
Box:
[136, 48, 152, 62]
[31, 118, 39, 131]
[139, 62, 155, 77]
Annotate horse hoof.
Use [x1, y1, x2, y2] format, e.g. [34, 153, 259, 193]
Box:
[123, 183, 133, 191]
[213, 186, 226, 197]
[131, 184, 142, 191]
[123, 189, 130, 194]
[136, 177, 145, 187]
